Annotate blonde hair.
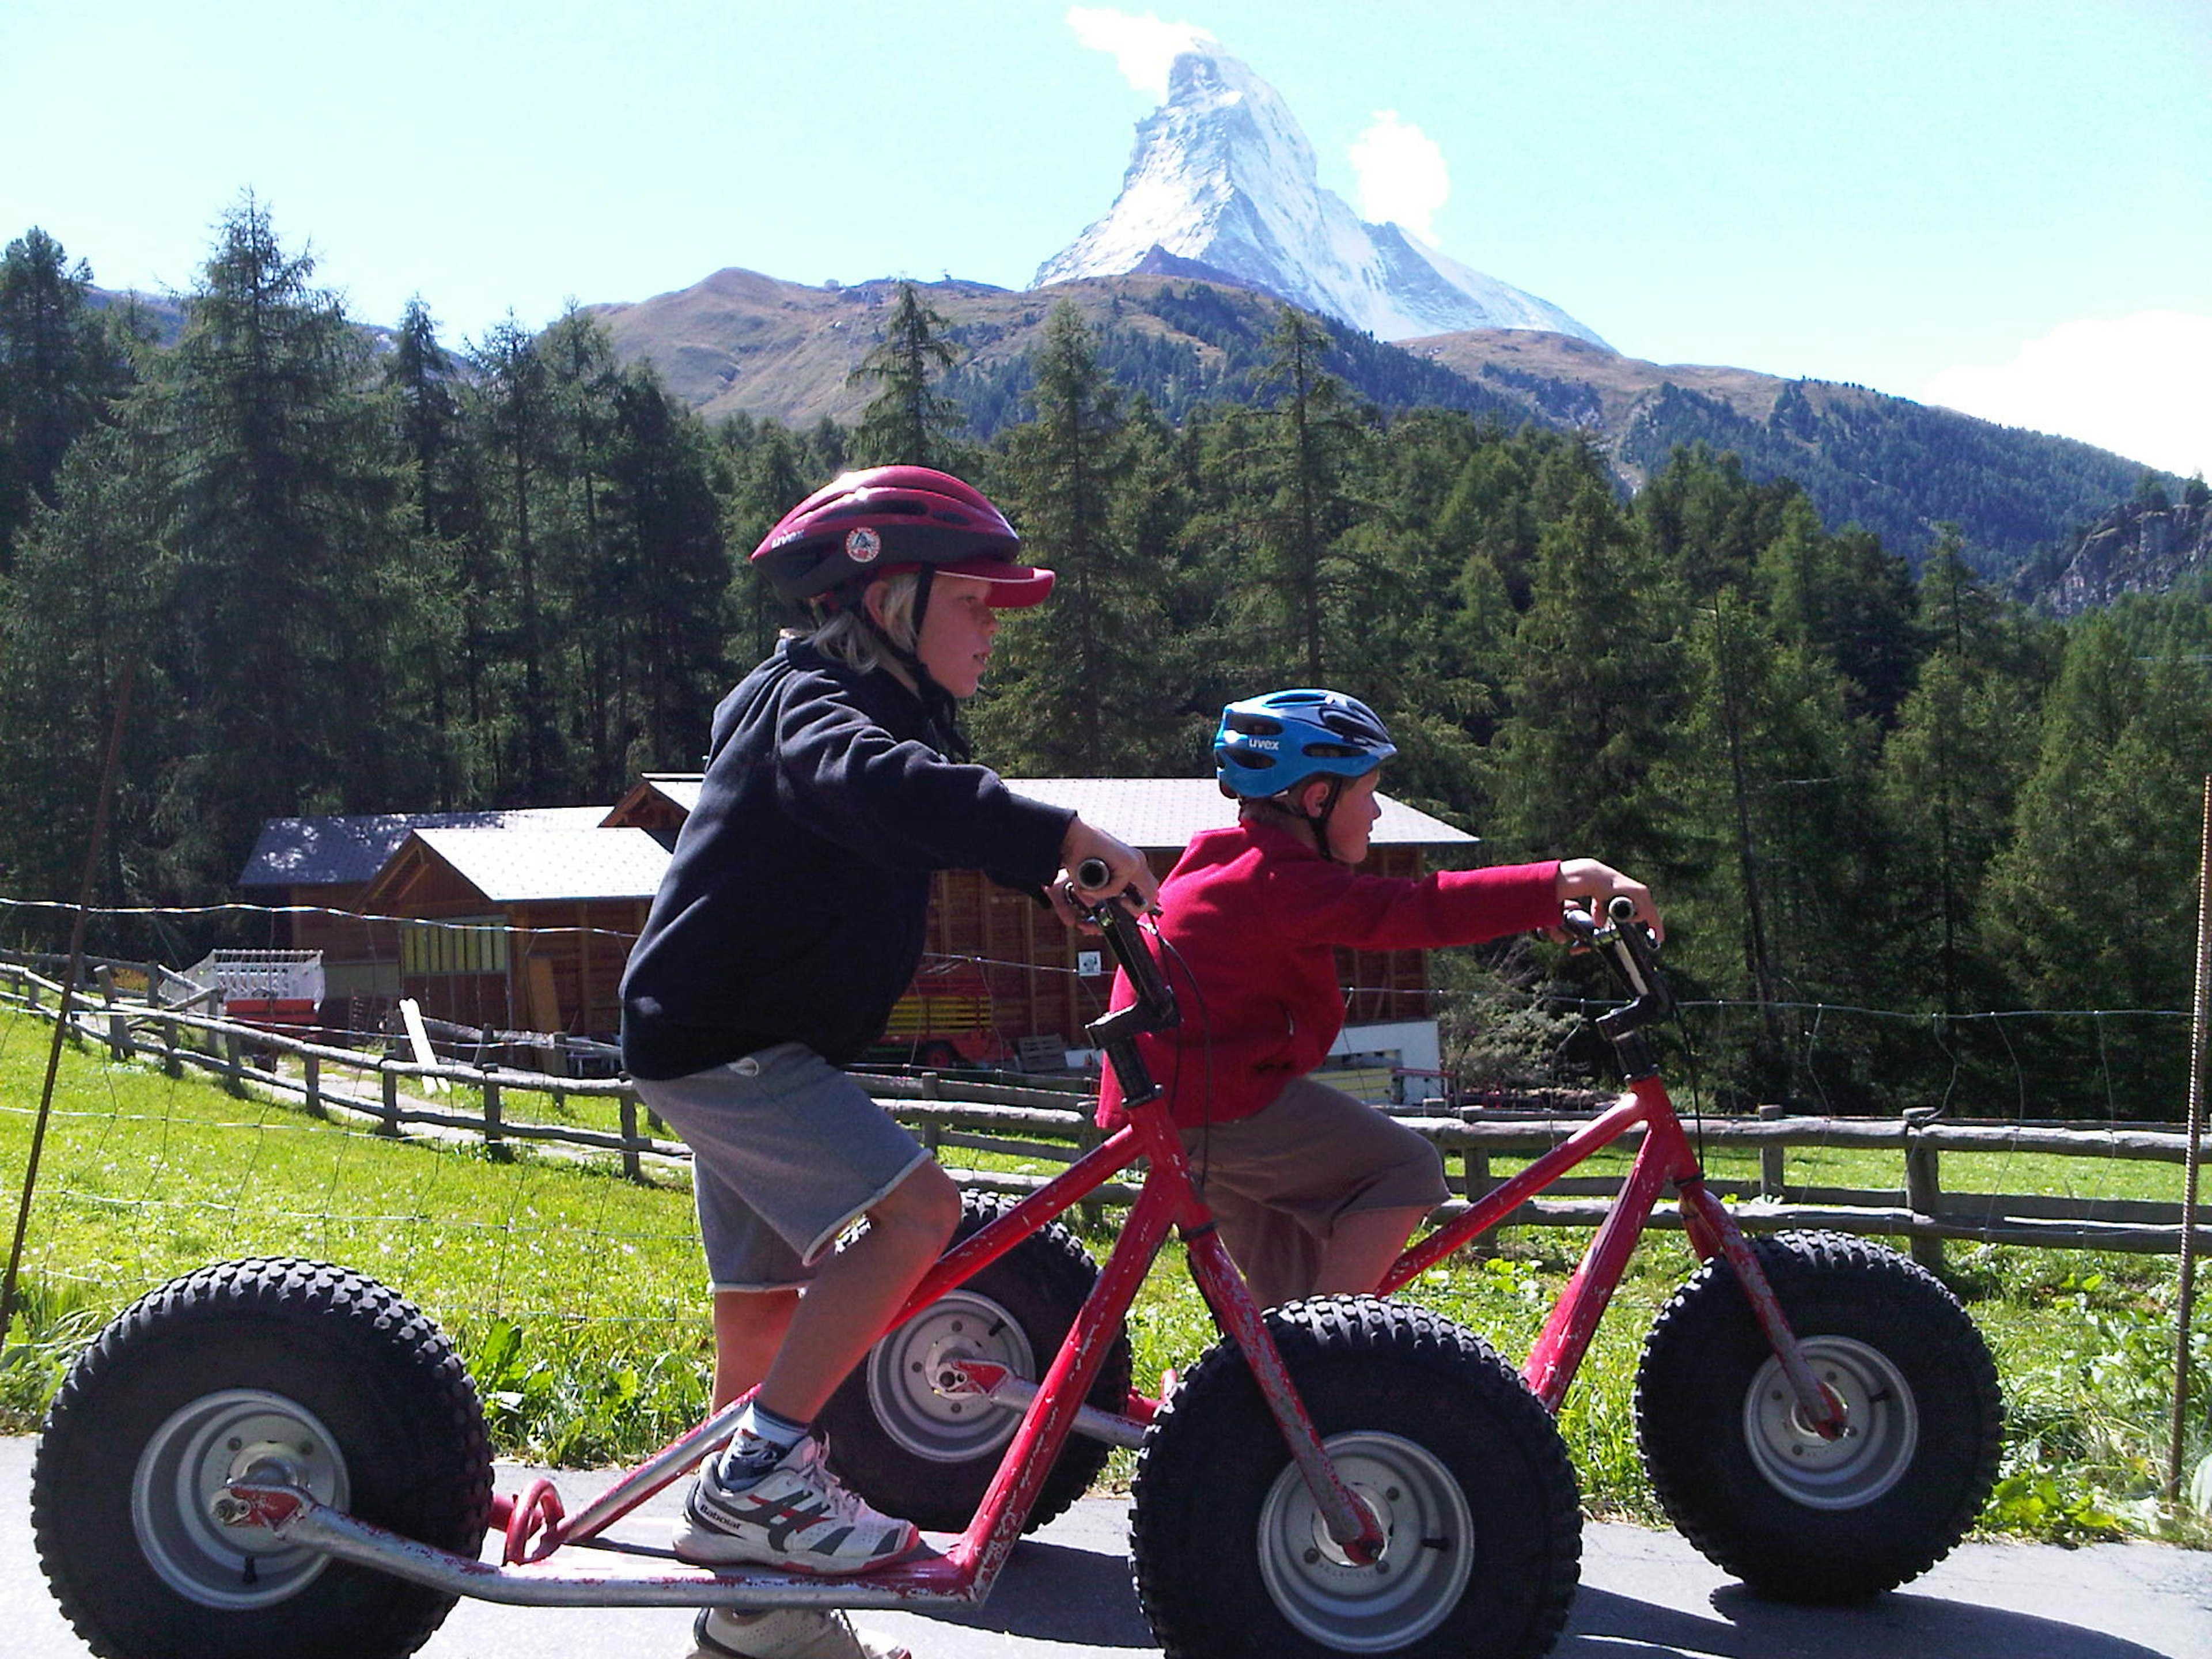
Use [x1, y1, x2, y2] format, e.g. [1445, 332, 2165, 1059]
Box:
[795, 571, 922, 674]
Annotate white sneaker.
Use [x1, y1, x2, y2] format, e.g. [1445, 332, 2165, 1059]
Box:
[672, 1435, 919, 1575]
[690, 1607, 912, 1659]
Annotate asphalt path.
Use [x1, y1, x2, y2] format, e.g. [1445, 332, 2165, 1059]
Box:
[6, 1441, 2208, 1659]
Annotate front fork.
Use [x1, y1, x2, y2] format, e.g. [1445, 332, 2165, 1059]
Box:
[1521, 1078, 1845, 1440]
[1677, 1180, 1847, 1438]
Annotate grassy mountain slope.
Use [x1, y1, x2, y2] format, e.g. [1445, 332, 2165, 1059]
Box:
[592, 267, 2164, 575]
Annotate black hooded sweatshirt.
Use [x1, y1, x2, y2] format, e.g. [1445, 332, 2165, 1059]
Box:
[620, 637, 1072, 1081]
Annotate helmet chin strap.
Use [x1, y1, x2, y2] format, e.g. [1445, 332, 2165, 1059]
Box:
[1263, 775, 1349, 863]
[860, 567, 971, 762]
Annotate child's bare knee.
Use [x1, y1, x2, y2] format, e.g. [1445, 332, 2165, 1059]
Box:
[875, 1161, 961, 1248]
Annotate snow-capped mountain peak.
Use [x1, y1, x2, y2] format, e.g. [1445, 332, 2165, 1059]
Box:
[1035, 43, 1607, 349]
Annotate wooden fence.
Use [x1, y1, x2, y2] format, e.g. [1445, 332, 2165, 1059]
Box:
[5, 959, 2208, 1264]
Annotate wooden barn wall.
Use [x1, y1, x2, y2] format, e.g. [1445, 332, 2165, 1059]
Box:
[509, 900, 650, 1040]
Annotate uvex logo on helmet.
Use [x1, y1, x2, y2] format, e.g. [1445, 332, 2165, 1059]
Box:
[750, 465, 1055, 608]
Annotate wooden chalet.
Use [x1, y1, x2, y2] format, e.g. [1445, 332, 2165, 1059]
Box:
[237, 808, 612, 1021]
[355, 825, 668, 1039]
[245, 775, 1478, 1078]
[603, 775, 1478, 1071]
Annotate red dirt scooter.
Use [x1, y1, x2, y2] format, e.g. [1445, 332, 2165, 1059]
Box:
[823, 895, 2005, 1607]
[30, 876, 1586, 1659]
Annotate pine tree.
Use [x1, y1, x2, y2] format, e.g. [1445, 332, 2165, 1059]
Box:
[0, 424, 162, 897]
[537, 309, 625, 791]
[1982, 620, 2212, 1116]
[383, 297, 472, 805]
[1252, 305, 1370, 684]
[1876, 647, 2036, 1017]
[470, 315, 560, 798]
[1655, 589, 1878, 1100]
[1490, 471, 1683, 863]
[141, 197, 426, 894]
[604, 365, 729, 777]
[847, 283, 965, 469]
[0, 228, 130, 572]
[1753, 496, 1918, 726]
[978, 302, 1168, 772]
[725, 419, 811, 662]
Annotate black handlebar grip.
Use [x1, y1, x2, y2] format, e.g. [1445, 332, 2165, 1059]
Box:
[1075, 858, 1112, 890]
[1607, 893, 1638, 923]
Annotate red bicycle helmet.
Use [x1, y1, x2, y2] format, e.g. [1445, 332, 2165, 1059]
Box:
[751, 465, 1054, 607]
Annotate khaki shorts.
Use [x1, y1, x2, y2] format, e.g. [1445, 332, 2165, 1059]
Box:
[1183, 1075, 1448, 1307]
[635, 1043, 930, 1293]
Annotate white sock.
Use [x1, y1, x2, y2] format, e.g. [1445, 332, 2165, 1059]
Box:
[715, 1401, 808, 1487]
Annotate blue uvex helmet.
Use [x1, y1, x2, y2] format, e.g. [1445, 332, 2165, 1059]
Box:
[1215, 689, 1398, 800]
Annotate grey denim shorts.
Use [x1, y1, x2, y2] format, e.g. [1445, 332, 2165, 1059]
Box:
[634, 1043, 930, 1292]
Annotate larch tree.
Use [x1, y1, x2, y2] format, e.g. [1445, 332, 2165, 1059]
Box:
[847, 283, 966, 470]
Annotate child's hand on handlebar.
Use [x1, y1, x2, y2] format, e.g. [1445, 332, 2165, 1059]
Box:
[1554, 858, 1663, 944]
[1048, 817, 1159, 931]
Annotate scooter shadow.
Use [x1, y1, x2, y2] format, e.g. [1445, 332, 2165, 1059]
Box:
[910, 1548, 2189, 1659]
[1559, 1582, 2180, 1659]
[909, 1537, 1157, 1649]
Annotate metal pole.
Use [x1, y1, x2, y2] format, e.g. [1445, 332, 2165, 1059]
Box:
[2168, 775, 2211, 1503]
[1, 662, 135, 1340]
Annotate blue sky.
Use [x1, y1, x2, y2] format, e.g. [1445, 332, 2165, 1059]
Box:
[5, 1, 2206, 475]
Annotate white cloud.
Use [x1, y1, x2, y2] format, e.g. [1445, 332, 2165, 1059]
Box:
[1924, 312, 2212, 480]
[1065, 6, 1215, 100]
[1350, 110, 1450, 244]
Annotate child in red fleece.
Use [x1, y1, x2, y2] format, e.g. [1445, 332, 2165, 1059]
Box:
[1096, 688, 1660, 1306]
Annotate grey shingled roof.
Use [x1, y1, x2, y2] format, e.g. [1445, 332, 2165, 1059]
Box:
[624, 775, 1471, 851]
[1002, 778, 1475, 850]
[240, 808, 611, 888]
[407, 826, 671, 903]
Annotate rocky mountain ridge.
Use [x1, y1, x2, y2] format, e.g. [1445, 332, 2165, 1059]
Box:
[2021, 493, 2212, 615]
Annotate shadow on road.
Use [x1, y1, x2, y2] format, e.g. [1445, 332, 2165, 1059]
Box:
[1560, 1581, 2179, 1659]
[910, 1537, 1157, 1648]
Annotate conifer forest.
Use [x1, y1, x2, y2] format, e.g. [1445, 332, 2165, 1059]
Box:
[5, 202, 2212, 1123]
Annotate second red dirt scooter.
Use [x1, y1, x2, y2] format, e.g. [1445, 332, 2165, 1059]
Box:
[821, 891, 2005, 1607]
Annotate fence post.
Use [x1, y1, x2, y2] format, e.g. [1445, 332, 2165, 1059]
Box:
[304, 1052, 323, 1119]
[1759, 1103, 1786, 1198]
[919, 1072, 942, 1157]
[619, 1088, 643, 1182]
[160, 1016, 180, 1078]
[1461, 1148, 1496, 1256]
[97, 964, 114, 1007]
[1077, 1118, 1103, 1233]
[378, 1066, 402, 1137]
[1903, 1107, 1944, 1272]
[222, 1028, 244, 1096]
[106, 1012, 130, 1064]
[482, 1075, 506, 1161]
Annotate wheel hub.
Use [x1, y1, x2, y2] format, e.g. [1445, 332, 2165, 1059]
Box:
[1743, 1336, 1918, 1509]
[1257, 1432, 1475, 1653]
[865, 1290, 1037, 1461]
[131, 1389, 349, 1609]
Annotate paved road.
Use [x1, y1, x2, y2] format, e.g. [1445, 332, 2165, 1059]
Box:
[7, 1441, 2208, 1659]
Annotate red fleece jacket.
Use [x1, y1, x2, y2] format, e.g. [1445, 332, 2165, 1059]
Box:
[1096, 816, 1560, 1129]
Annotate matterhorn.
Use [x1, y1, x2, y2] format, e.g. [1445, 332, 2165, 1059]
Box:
[1034, 43, 1607, 348]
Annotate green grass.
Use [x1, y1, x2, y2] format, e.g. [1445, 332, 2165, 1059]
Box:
[2, 1006, 2206, 1546]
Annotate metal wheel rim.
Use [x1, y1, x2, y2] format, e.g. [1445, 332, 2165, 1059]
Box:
[1255, 1431, 1475, 1653]
[1742, 1335, 1918, 1510]
[131, 1387, 350, 1608]
[863, 1289, 1039, 1463]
